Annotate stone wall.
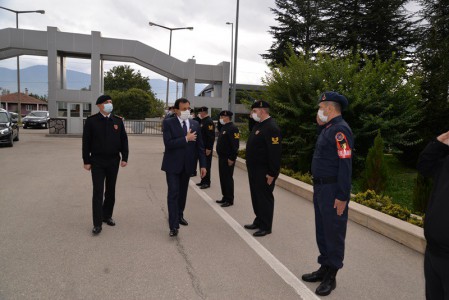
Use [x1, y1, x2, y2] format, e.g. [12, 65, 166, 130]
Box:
[48, 118, 67, 134]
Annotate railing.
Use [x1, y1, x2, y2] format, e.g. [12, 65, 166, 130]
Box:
[123, 120, 163, 135]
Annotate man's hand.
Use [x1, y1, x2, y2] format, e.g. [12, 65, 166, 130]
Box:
[205, 149, 212, 156]
[121, 161, 128, 167]
[334, 199, 347, 216]
[84, 164, 91, 171]
[228, 159, 235, 166]
[186, 129, 197, 142]
[200, 167, 207, 178]
[266, 174, 274, 185]
[437, 131, 449, 146]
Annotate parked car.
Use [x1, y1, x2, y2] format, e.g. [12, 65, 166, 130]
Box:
[23, 110, 50, 129]
[0, 108, 19, 147]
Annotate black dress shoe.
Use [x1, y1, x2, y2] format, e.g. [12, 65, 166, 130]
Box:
[196, 182, 203, 186]
[169, 229, 178, 237]
[315, 268, 337, 296]
[253, 230, 272, 237]
[200, 184, 210, 189]
[92, 226, 102, 234]
[103, 218, 116, 226]
[216, 199, 226, 204]
[244, 223, 258, 230]
[179, 217, 189, 226]
[302, 265, 328, 282]
[221, 202, 233, 207]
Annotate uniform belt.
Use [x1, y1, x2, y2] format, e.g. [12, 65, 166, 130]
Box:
[313, 176, 338, 185]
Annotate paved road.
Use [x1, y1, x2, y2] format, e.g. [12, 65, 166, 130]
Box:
[0, 130, 425, 299]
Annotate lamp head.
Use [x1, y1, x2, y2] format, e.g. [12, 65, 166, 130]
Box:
[36, 10, 45, 14]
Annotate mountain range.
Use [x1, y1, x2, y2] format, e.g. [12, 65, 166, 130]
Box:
[0, 65, 206, 102]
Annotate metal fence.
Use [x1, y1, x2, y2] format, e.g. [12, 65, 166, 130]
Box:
[123, 120, 163, 135]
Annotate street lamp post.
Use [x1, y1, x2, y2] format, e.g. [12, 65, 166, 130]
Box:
[230, 0, 240, 119]
[149, 22, 193, 107]
[226, 22, 234, 93]
[0, 6, 45, 122]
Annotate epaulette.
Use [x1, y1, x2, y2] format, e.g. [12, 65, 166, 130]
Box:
[86, 114, 97, 119]
[113, 115, 123, 119]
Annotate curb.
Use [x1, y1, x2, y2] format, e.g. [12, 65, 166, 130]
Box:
[230, 154, 426, 254]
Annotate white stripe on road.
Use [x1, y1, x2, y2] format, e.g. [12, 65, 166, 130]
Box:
[190, 180, 320, 300]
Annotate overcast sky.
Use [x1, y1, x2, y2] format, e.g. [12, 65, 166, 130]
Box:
[0, 0, 279, 85]
[0, 0, 421, 86]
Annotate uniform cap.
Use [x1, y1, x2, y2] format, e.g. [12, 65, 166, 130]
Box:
[219, 110, 233, 117]
[197, 106, 208, 112]
[318, 92, 348, 110]
[251, 100, 270, 109]
[96, 95, 112, 105]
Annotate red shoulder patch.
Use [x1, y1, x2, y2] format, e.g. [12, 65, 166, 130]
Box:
[335, 132, 351, 158]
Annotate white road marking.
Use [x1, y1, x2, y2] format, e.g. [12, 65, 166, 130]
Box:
[190, 180, 320, 300]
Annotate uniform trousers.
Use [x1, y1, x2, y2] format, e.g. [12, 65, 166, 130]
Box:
[218, 156, 235, 204]
[201, 153, 212, 184]
[91, 157, 120, 227]
[166, 171, 190, 230]
[425, 247, 449, 300]
[247, 164, 276, 231]
[313, 183, 348, 270]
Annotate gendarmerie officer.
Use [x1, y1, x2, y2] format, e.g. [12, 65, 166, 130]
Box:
[196, 106, 215, 189]
[215, 110, 240, 207]
[302, 91, 353, 296]
[244, 100, 282, 237]
[82, 95, 129, 235]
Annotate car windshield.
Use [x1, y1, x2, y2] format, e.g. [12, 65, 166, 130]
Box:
[29, 112, 47, 117]
[0, 112, 9, 122]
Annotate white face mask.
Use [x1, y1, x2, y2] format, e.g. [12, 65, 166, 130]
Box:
[180, 110, 190, 121]
[219, 119, 225, 125]
[252, 112, 261, 122]
[103, 103, 113, 114]
[188, 114, 193, 119]
[318, 109, 328, 123]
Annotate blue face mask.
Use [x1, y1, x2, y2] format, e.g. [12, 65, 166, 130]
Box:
[103, 103, 113, 114]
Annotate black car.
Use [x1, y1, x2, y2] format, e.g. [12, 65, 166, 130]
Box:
[23, 110, 50, 129]
[0, 108, 19, 147]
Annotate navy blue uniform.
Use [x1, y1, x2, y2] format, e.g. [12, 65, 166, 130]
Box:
[199, 116, 215, 185]
[311, 115, 353, 270]
[246, 117, 282, 231]
[216, 122, 240, 204]
[82, 113, 129, 227]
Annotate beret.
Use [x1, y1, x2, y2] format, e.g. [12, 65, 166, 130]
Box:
[318, 92, 348, 110]
[197, 106, 208, 112]
[251, 100, 270, 109]
[96, 95, 112, 105]
[219, 110, 233, 117]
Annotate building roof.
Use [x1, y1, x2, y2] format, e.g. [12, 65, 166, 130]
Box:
[0, 93, 48, 104]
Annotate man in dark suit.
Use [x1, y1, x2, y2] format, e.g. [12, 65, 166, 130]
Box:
[196, 106, 215, 189]
[82, 95, 129, 235]
[161, 98, 207, 237]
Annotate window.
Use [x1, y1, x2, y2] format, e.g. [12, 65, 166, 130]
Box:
[83, 103, 91, 118]
[25, 105, 33, 111]
[57, 101, 67, 117]
[70, 104, 80, 117]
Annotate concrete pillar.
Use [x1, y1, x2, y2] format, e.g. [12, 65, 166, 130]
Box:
[184, 59, 196, 106]
[47, 26, 60, 119]
[90, 31, 102, 115]
[219, 61, 230, 111]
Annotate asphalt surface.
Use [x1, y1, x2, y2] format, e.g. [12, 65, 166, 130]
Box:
[0, 129, 425, 300]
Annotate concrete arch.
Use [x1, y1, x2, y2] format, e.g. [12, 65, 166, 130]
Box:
[0, 26, 230, 133]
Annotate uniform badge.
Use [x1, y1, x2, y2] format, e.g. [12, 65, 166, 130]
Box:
[234, 133, 240, 139]
[208, 125, 213, 130]
[272, 137, 279, 144]
[255, 130, 260, 135]
[321, 94, 326, 101]
[114, 125, 118, 130]
[335, 132, 351, 158]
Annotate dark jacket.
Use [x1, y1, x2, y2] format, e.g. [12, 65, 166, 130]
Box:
[82, 113, 129, 164]
[200, 116, 215, 150]
[417, 139, 449, 255]
[246, 117, 282, 178]
[161, 116, 206, 174]
[216, 122, 240, 161]
[311, 115, 353, 201]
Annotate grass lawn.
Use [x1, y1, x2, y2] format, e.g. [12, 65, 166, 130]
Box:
[352, 154, 417, 211]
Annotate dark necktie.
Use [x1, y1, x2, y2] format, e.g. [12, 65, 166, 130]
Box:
[182, 121, 187, 135]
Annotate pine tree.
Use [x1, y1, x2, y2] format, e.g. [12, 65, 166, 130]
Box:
[361, 131, 389, 193]
[262, 0, 326, 65]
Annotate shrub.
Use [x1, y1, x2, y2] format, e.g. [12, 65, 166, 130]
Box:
[361, 131, 389, 193]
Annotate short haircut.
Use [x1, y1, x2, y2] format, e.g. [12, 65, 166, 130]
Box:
[174, 98, 190, 109]
[327, 101, 341, 113]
